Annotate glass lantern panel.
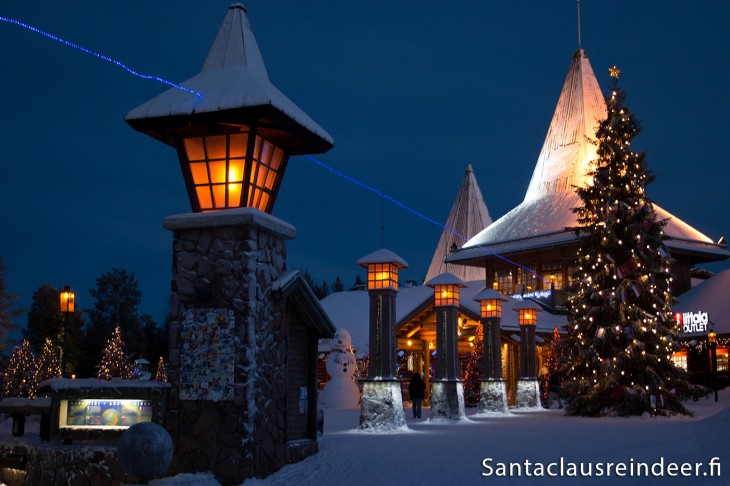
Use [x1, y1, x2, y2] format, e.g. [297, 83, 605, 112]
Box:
[228, 183, 242, 206]
[260, 141, 272, 165]
[253, 136, 262, 160]
[269, 147, 284, 170]
[196, 186, 213, 210]
[205, 135, 227, 160]
[228, 159, 245, 182]
[258, 192, 270, 211]
[209, 161, 227, 184]
[229, 133, 248, 158]
[265, 170, 277, 190]
[256, 166, 269, 188]
[190, 163, 209, 185]
[183, 138, 205, 161]
[212, 185, 226, 208]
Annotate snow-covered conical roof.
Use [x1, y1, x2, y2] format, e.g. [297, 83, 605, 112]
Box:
[424, 164, 492, 284]
[524, 49, 605, 202]
[448, 49, 728, 264]
[126, 4, 333, 154]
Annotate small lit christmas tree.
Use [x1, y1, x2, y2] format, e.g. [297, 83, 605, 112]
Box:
[461, 324, 484, 403]
[3, 339, 38, 398]
[153, 356, 168, 383]
[561, 68, 705, 416]
[541, 327, 563, 400]
[97, 325, 133, 380]
[36, 337, 61, 385]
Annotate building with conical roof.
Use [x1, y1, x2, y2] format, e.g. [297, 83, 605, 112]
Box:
[447, 49, 729, 301]
[423, 164, 492, 284]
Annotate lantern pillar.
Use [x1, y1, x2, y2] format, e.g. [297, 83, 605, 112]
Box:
[425, 273, 466, 421]
[514, 300, 542, 408]
[126, 5, 335, 482]
[356, 249, 408, 431]
[474, 288, 508, 413]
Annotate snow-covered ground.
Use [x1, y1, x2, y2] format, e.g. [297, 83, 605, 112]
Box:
[242, 390, 729, 486]
[2, 391, 728, 486]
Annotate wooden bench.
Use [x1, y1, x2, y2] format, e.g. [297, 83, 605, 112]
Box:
[0, 397, 52, 440]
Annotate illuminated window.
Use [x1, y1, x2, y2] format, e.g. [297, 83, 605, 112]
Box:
[517, 267, 538, 292]
[540, 262, 564, 289]
[718, 347, 729, 372]
[671, 349, 688, 371]
[494, 269, 513, 294]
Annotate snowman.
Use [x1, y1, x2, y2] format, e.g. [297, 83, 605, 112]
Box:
[319, 328, 360, 408]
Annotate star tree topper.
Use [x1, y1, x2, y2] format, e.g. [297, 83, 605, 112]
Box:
[609, 65, 621, 79]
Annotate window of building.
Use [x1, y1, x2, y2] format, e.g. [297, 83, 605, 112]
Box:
[671, 349, 688, 371]
[717, 347, 729, 372]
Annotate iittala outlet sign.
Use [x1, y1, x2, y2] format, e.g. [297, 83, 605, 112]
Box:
[675, 311, 709, 334]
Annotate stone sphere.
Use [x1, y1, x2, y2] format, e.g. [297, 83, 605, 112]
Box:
[117, 422, 173, 481]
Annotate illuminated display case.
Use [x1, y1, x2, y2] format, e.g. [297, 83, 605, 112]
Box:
[38, 379, 170, 442]
[60, 399, 154, 428]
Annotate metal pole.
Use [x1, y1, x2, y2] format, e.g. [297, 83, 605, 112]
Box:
[62, 311, 69, 378]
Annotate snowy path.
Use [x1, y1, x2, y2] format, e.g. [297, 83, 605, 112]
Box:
[242, 391, 729, 486]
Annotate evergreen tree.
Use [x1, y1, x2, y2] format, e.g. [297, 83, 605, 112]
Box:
[85, 269, 144, 374]
[153, 356, 168, 383]
[0, 256, 22, 358]
[561, 72, 704, 416]
[97, 325, 133, 380]
[36, 338, 61, 385]
[3, 340, 37, 398]
[461, 324, 484, 404]
[542, 327, 564, 400]
[332, 276, 345, 293]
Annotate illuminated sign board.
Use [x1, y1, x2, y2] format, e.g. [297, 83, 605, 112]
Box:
[59, 399, 153, 429]
[675, 311, 709, 334]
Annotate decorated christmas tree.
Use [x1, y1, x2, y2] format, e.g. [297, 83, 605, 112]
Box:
[97, 325, 133, 380]
[153, 356, 168, 383]
[561, 68, 704, 416]
[36, 337, 61, 385]
[3, 339, 38, 398]
[461, 324, 484, 403]
[541, 327, 564, 401]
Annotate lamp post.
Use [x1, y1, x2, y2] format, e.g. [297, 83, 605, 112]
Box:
[356, 248, 409, 430]
[708, 330, 718, 402]
[425, 272, 467, 420]
[513, 299, 541, 408]
[473, 288, 509, 413]
[59, 285, 75, 378]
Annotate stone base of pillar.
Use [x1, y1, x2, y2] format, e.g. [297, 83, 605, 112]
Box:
[478, 379, 509, 414]
[429, 380, 466, 421]
[359, 380, 407, 431]
[515, 378, 541, 409]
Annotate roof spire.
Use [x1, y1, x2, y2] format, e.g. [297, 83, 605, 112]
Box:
[577, 0, 582, 49]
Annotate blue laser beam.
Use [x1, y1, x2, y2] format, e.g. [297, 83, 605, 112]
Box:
[1, 16, 202, 99]
[304, 155, 544, 281]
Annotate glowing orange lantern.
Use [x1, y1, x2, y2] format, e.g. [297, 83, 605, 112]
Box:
[357, 249, 408, 291]
[474, 288, 508, 318]
[425, 273, 466, 307]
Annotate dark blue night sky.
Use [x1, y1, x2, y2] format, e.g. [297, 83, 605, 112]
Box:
[1, 1, 728, 325]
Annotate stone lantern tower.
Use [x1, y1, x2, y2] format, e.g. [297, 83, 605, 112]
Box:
[473, 287, 509, 413]
[356, 248, 408, 431]
[126, 4, 335, 483]
[425, 272, 467, 420]
[513, 299, 542, 408]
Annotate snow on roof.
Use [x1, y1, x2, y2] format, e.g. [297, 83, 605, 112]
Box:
[319, 282, 566, 355]
[674, 268, 730, 335]
[355, 248, 408, 268]
[125, 4, 333, 147]
[524, 49, 605, 202]
[424, 164, 491, 284]
[448, 49, 728, 264]
[424, 272, 466, 288]
[38, 378, 170, 391]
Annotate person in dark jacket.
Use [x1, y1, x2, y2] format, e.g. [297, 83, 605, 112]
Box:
[408, 373, 427, 418]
